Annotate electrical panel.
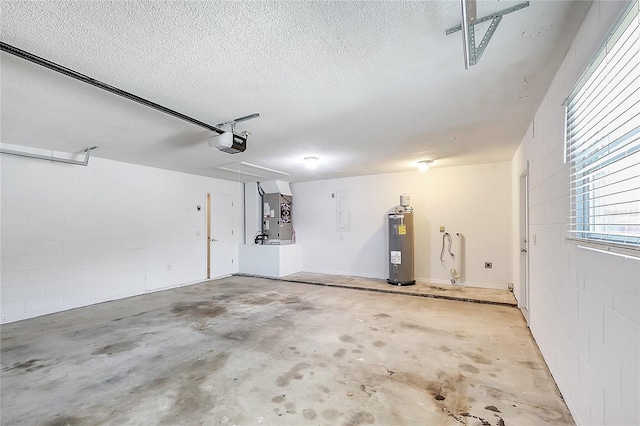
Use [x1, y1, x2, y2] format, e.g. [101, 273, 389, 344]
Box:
[262, 193, 293, 244]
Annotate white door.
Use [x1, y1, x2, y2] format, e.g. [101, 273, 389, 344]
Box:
[519, 171, 530, 323]
[208, 192, 234, 278]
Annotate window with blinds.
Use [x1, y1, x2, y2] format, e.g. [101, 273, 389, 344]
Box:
[565, 0, 639, 251]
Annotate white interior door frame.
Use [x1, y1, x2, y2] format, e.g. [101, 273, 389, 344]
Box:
[519, 166, 531, 323]
[209, 192, 235, 279]
[206, 193, 211, 279]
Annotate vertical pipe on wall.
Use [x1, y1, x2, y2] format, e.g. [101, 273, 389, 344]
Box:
[243, 183, 246, 245]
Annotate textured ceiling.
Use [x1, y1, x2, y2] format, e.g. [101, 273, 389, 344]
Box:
[1, 1, 592, 182]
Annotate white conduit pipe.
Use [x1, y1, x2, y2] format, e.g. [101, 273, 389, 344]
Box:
[441, 232, 464, 283]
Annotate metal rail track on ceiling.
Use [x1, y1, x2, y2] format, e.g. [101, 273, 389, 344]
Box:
[0, 41, 226, 135]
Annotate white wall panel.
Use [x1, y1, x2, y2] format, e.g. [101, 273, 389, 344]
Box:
[291, 162, 512, 288]
[1, 154, 243, 323]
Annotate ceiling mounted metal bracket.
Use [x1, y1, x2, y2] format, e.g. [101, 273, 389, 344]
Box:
[216, 113, 260, 128]
[0, 146, 97, 166]
[216, 113, 260, 135]
[446, 1, 529, 68]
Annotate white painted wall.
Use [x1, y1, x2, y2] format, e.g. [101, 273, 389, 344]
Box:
[292, 162, 512, 289]
[1, 153, 243, 323]
[239, 244, 302, 277]
[511, 1, 639, 424]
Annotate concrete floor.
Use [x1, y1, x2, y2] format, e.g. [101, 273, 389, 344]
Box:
[1, 275, 573, 425]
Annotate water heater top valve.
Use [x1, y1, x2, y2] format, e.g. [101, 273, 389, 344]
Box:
[400, 194, 411, 207]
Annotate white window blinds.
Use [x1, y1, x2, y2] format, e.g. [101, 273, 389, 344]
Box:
[565, 0, 640, 250]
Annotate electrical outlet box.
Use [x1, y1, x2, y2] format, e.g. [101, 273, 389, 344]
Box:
[439, 226, 445, 233]
[484, 262, 493, 269]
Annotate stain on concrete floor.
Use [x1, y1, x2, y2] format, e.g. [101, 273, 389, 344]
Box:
[1, 275, 573, 425]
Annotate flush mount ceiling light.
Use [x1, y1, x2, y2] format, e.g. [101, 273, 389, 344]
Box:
[446, 0, 529, 68]
[304, 156, 319, 169]
[418, 160, 433, 172]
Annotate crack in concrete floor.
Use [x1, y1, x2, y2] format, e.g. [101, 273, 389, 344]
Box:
[239, 272, 518, 307]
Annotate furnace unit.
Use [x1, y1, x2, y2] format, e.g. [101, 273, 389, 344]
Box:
[262, 192, 293, 245]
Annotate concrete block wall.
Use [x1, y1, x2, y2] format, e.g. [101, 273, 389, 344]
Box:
[1, 152, 243, 323]
[511, 1, 640, 424]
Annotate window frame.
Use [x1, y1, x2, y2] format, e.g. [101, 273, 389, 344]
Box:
[563, 0, 640, 257]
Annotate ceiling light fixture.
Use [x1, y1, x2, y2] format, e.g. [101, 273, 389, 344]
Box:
[304, 156, 319, 169]
[418, 160, 433, 172]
